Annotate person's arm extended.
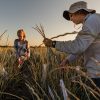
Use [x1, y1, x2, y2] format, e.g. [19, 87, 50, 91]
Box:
[43, 30, 95, 54]
[43, 15, 100, 54]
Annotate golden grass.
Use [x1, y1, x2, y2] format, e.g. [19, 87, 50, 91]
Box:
[0, 47, 100, 100]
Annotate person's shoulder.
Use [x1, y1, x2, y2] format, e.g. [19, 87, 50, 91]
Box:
[14, 39, 19, 43]
[24, 40, 30, 48]
[88, 13, 100, 21]
[24, 40, 28, 44]
[85, 13, 100, 25]
[92, 13, 100, 17]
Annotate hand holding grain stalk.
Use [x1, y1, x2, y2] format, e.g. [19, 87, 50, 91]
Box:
[33, 24, 77, 47]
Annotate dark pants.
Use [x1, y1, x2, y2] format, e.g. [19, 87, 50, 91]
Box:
[89, 78, 100, 100]
[92, 78, 100, 88]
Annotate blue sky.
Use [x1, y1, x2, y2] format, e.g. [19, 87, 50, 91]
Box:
[0, 0, 100, 46]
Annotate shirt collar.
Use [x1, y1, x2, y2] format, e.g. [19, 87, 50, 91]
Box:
[83, 13, 92, 23]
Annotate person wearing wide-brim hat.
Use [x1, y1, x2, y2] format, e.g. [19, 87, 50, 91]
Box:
[43, 1, 100, 98]
[63, 1, 96, 21]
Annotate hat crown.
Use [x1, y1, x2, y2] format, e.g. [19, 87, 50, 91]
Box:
[69, 1, 87, 12]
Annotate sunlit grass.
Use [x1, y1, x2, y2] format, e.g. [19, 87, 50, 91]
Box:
[0, 47, 100, 100]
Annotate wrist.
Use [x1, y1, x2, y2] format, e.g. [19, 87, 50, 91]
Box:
[52, 41, 56, 48]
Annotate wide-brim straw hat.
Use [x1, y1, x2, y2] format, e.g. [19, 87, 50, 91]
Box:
[63, 1, 96, 20]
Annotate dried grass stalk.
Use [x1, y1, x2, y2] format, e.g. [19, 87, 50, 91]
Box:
[51, 31, 77, 39]
[48, 85, 55, 100]
[60, 79, 70, 100]
[0, 30, 7, 39]
[25, 83, 41, 99]
[49, 66, 100, 99]
[33, 24, 77, 47]
[33, 24, 45, 38]
[0, 91, 24, 100]
[41, 64, 47, 85]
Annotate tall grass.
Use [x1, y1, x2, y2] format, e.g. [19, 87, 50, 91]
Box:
[0, 47, 100, 100]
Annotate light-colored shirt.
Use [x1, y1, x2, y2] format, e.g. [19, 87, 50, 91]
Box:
[14, 39, 30, 58]
[55, 13, 100, 78]
[65, 54, 78, 63]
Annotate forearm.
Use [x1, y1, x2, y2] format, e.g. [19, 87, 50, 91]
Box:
[67, 54, 78, 63]
[53, 32, 95, 54]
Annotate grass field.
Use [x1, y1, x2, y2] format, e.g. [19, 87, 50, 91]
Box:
[0, 47, 100, 100]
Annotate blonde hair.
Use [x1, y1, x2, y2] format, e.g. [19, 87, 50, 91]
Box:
[17, 29, 26, 38]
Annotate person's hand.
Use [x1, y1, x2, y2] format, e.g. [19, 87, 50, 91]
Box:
[60, 58, 69, 66]
[25, 52, 27, 56]
[43, 38, 52, 47]
[25, 52, 29, 59]
[18, 57, 23, 65]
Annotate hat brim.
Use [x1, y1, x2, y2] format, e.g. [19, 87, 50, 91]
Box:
[63, 11, 70, 20]
[63, 9, 96, 21]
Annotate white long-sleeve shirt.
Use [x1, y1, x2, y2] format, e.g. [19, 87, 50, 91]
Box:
[55, 13, 100, 78]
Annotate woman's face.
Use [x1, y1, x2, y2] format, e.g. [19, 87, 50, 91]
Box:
[69, 13, 85, 24]
[18, 32, 24, 41]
